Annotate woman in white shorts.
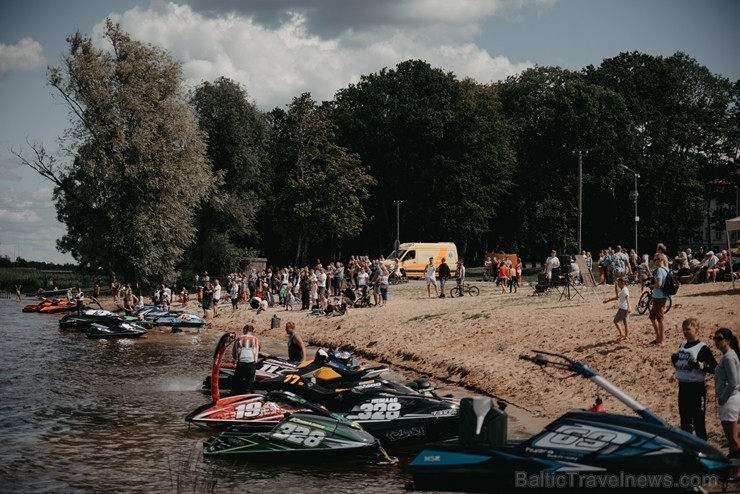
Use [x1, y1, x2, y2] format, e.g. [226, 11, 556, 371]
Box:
[424, 257, 439, 298]
[713, 327, 740, 457]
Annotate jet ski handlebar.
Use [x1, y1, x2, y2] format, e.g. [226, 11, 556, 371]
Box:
[521, 350, 666, 425]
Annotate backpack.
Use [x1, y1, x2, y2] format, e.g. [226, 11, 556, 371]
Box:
[662, 268, 680, 295]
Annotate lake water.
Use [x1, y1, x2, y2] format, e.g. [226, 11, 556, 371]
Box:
[0, 299, 421, 494]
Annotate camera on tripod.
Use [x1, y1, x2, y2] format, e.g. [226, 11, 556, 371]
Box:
[559, 254, 573, 279]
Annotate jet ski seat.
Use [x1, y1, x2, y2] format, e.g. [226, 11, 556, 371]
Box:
[458, 396, 508, 447]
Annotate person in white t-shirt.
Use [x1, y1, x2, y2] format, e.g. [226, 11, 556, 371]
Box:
[212, 279, 222, 317]
[602, 277, 631, 340]
[424, 257, 438, 298]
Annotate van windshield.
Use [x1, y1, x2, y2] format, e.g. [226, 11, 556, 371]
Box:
[387, 249, 408, 261]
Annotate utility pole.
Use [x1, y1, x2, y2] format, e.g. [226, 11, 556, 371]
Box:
[393, 200, 403, 251]
[572, 149, 588, 254]
[620, 165, 640, 256]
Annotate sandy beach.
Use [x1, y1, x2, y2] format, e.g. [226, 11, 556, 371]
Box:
[133, 279, 740, 449]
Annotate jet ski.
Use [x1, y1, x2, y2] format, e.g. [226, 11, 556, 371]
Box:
[59, 310, 153, 331]
[200, 348, 358, 393]
[151, 312, 205, 329]
[135, 306, 184, 319]
[408, 350, 738, 493]
[203, 390, 388, 463]
[85, 322, 148, 339]
[254, 350, 460, 451]
[23, 298, 78, 314]
[186, 332, 305, 430]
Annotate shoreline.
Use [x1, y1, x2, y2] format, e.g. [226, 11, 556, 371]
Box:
[98, 280, 739, 446]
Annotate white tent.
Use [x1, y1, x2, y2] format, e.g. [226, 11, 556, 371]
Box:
[726, 216, 740, 288]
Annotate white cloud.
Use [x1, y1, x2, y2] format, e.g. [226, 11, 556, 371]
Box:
[0, 37, 46, 78]
[0, 208, 41, 223]
[99, 1, 533, 110]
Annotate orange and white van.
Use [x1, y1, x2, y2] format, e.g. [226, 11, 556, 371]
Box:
[385, 242, 459, 279]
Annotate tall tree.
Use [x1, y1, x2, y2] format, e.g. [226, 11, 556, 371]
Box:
[190, 77, 271, 274]
[585, 52, 736, 249]
[497, 66, 632, 258]
[268, 93, 375, 264]
[331, 60, 515, 259]
[16, 20, 218, 284]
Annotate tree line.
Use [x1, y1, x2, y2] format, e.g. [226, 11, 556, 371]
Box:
[16, 21, 739, 285]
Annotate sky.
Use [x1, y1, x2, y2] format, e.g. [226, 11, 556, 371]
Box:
[0, 0, 738, 264]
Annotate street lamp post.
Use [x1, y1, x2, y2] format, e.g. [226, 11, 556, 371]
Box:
[620, 165, 640, 256]
[573, 149, 588, 254]
[735, 186, 738, 217]
[393, 200, 403, 251]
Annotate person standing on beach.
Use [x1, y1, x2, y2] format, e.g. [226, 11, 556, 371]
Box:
[544, 250, 560, 281]
[648, 251, 669, 346]
[15, 284, 21, 302]
[424, 257, 439, 298]
[212, 279, 222, 317]
[602, 277, 631, 340]
[437, 258, 450, 298]
[285, 321, 306, 363]
[671, 318, 716, 440]
[713, 327, 740, 457]
[455, 260, 466, 296]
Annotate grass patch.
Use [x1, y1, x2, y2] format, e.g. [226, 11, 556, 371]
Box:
[407, 313, 444, 322]
[0, 267, 92, 294]
[463, 312, 490, 321]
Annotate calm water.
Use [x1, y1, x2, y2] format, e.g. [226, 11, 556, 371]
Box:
[0, 300, 417, 494]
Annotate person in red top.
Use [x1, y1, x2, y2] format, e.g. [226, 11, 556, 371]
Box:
[497, 261, 510, 294]
[231, 324, 260, 395]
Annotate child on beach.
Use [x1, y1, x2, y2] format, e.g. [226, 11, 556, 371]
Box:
[602, 277, 631, 340]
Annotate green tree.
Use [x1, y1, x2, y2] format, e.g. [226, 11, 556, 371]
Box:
[585, 52, 736, 249]
[268, 93, 375, 264]
[190, 77, 271, 274]
[331, 60, 515, 259]
[16, 20, 218, 284]
[497, 66, 632, 257]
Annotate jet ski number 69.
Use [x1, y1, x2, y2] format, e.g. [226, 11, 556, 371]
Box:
[349, 398, 402, 421]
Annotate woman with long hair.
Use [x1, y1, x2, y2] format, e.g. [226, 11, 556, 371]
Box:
[713, 327, 740, 457]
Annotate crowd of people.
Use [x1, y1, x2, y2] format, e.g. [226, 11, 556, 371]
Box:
[182, 256, 393, 317]
[482, 255, 523, 293]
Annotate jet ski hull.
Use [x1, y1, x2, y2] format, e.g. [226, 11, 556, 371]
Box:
[86, 322, 148, 339]
[203, 412, 383, 463]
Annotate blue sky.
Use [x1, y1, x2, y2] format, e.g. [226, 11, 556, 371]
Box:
[1, 0, 738, 264]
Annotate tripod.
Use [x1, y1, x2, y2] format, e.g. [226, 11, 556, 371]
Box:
[558, 271, 584, 301]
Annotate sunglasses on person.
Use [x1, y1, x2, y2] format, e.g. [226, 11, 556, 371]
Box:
[713, 335, 726, 341]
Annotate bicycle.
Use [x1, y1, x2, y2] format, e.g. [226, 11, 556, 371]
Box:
[636, 289, 672, 315]
[449, 283, 480, 297]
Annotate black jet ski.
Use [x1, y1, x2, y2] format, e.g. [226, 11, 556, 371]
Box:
[254, 350, 460, 451]
[200, 347, 359, 393]
[85, 322, 148, 339]
[408, 350, 739, 493]
[60, 309, 153, 331]
[203, 390, 390, 463]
